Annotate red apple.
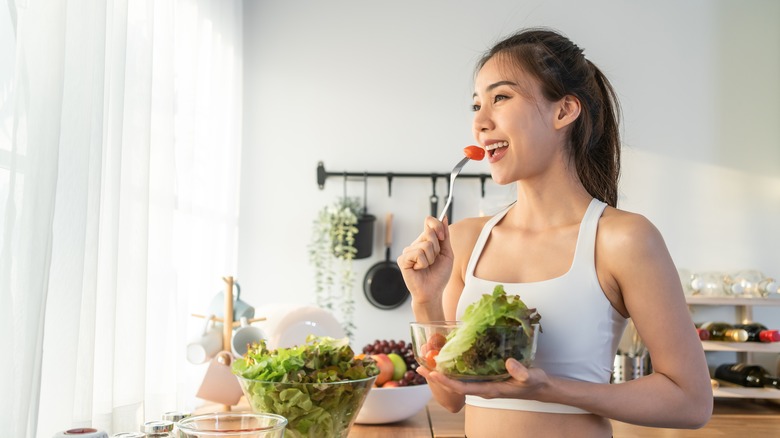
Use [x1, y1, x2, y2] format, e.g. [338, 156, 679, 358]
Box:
[382, 380, 400, 388]
[370, 353, 394, 386]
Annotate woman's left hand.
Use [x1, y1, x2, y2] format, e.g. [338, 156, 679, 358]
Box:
[420, 358, 550, 400]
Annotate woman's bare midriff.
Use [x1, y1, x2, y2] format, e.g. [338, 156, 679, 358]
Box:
[465, 404, 613, 438]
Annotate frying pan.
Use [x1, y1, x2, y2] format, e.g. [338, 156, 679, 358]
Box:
[363, 213, 410, 309]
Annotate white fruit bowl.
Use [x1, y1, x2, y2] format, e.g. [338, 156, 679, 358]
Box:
[354, 383, 432, 425]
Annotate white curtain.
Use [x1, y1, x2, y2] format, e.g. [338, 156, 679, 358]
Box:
[0, 0, 243, 436]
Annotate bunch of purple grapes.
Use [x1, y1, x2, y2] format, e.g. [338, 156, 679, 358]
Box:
[363, 339, 427, 386]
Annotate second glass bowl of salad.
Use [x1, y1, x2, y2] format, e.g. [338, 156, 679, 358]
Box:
[232, 335, 379, 438]
[410, 321, 540, 382]
[235, 375, 376, 437]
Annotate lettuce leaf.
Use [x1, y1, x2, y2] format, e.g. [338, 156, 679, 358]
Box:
[435, 285, 541, 377]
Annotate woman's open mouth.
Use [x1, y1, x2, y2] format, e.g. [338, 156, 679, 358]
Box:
[485, 140, 509, 161]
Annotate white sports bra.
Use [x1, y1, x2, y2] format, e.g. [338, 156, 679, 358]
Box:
[457, 198, 627, 414]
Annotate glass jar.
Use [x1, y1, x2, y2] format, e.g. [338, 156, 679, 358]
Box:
[142, 421, 175, 437]
[161, 412, 190, 423]
[161, 411, 189, 437]
[689, 271, 726, 296]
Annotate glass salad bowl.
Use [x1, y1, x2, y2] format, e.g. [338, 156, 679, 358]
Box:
[235, 375, 375, 438]
[232, 335, 379, 438]
[410, 321, 539, 382]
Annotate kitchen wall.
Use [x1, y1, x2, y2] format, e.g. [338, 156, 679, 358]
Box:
[237, 0, 780, 363]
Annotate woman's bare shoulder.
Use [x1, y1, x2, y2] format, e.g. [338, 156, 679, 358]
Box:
[448, 216, 491, 246]
[447, 216, 491, 270]
[598, 207, 664, 250]
[597, 207, 676, 285]
[596, 207, 680, 317]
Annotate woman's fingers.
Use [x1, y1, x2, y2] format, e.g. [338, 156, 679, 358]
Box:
[398, 246, 430, 270]
[422, 361, 539, 400]
[505, 358, 530, 382]
[398, 218, 445, 270]
[416, 368, 458, 395]
[424, 215, 448, 242]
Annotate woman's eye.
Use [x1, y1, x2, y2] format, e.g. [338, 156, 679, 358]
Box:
[471, 103, 481, 112]
[494, 94, 508, 103]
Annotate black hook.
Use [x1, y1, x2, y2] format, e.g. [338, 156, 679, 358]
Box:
[387, 173, 393, 197]
[362, 172, 368, 214]
[317, 161, 327, 189]
[480, 174, 488, 198]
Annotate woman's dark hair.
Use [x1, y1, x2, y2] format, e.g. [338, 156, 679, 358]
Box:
[477, 28, 621, 207]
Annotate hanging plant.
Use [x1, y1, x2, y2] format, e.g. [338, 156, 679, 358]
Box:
[308, 196, 362, 338]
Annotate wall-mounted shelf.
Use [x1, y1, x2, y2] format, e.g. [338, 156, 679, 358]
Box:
[686, 296, 780, 306]
[686, 295, 780, 401]
[702, 341, 780, 353]
[713, 386, 780, 399]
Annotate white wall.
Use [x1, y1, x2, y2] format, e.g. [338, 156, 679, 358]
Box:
[237, 0, 780, 362]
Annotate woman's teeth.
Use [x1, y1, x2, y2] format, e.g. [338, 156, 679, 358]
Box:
[485, 141, 508, 151]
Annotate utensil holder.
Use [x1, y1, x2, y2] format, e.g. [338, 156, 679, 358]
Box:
[612, 353, 651, 383]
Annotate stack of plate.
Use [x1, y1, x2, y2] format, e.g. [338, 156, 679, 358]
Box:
[253, 304, 345, 349]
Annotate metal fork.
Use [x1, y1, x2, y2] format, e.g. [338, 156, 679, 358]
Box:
[437, 156, 472, 222]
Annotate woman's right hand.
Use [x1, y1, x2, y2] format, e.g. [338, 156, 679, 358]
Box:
[396, 216, 454, 308]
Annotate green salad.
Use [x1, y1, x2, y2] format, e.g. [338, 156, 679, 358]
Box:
[436, 285, 542, 378]
[232, 335, 378, 438]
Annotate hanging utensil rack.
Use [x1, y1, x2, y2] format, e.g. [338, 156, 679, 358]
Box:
[316, 161, 491, 196]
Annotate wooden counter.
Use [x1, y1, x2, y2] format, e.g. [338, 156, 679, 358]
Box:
[198, 397, 780, 437]
[350, 398, 780, 438]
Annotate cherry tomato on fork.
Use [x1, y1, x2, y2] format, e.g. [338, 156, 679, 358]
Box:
[463, 145, 485, 161]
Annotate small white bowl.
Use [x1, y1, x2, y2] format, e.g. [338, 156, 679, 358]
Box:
[355, 384, 432, 425]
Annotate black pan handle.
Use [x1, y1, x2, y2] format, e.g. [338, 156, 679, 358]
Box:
[385, 213, 393, 249]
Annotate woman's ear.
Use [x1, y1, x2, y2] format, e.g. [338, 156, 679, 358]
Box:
[554, 95, 581, 130]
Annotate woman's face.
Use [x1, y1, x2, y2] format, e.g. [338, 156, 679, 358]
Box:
[471, 56, 564, 186]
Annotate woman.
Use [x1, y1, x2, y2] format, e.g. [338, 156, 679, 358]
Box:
[397, 28, 712, 438]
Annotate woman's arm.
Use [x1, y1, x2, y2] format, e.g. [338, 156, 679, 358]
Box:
[399, 217, 484, 412]
[582, 212, 713, 427]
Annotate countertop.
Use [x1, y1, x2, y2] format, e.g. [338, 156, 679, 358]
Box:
[198, 397, 780, 437]
[350, 398, 780, 438]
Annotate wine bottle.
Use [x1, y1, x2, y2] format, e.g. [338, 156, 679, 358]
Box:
[734, 322, 780, 342]
[714, 363, 780, 389]
[695, 327, 710, 341]
[697, 322, 748, 342]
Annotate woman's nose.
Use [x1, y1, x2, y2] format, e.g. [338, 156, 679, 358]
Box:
[473, 108, 494, 134]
